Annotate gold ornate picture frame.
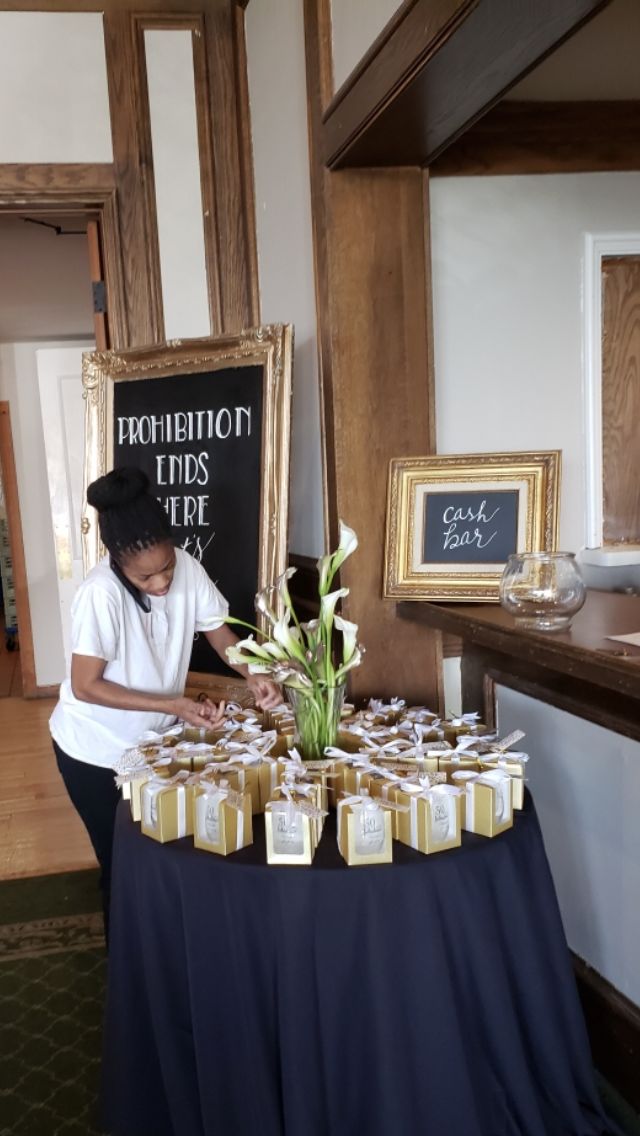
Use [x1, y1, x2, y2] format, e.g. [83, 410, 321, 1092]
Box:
[82, 325, 293, 681]
[384, 451, 561, 602]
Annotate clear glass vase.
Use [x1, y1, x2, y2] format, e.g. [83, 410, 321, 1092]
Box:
[499, 551, 586, 632]
[283, 682, 346, 761]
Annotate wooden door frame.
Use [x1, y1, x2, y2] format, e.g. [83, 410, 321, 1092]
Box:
[0, 402, 40, 697]
[0, 170, 127, 696]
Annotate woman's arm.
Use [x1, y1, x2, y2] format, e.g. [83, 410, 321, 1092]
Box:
[203, 625, 282, 710]
[71, 654, 223, 728]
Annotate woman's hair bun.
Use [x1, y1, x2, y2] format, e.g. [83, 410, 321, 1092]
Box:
[87, 467, 150, 513]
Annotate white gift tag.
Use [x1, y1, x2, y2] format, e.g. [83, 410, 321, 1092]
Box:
[430, 798, 452, 844]
[355, 804, 386, 855]
[272, 808, 304, 855]
[197, 795, 221, 844]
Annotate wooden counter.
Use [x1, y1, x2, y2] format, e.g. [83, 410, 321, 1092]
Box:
[398, 590, 640, 742]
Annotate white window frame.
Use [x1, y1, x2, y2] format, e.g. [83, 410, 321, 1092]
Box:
[583, 231, 640, 553]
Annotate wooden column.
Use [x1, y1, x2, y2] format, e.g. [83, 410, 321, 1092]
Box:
[305, 4, 441, 706]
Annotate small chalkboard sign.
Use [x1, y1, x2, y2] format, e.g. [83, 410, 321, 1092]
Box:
[82, 327, 292, 679]
[423, 490, 519, 565]
[384, 452, 560, 602]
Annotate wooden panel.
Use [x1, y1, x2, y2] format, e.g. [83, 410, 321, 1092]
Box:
[204, 2, 259, 331]
[0, 404, 37, 698]
[103, 9, 164, 347]
[305, 0, 441, 707]
[602, 256, 640, 545]
[322, 0, 612, 168]
[431, 100, 640, 177]
[321, 169, 441, 704]
[572, 952, 640, 1113]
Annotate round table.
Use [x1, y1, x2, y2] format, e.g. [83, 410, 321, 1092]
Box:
[102, 793, 613, 1136]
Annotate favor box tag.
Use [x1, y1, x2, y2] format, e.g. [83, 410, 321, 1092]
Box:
[337, 799, 392, 866]
[265, 802, 317, 865]
[193, 789, 253, 856]
[140, 781, 194, 843]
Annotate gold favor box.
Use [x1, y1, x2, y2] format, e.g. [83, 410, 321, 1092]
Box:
[193, 788, 253, 856]
[478, 757, 526, 810]
[140, 781, 195, 843]
[393, 787, 462, 855]
[337, 798, 392, 866]
[265, 799, 319, 865]
[453, 773, 513, 837]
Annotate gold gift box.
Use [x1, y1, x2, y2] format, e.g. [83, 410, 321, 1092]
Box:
[368, 772, 446, 838]
[201, 761, 262, 814]
[452, 771, 513, 837]
[125, 763, 172, 821]
[265, 795, 319, 865]
[140, 779, 195, 843]
[393, 785, 462, 855]
[442, 720, 487, 745]
[193, 786, 253, 855]
[478, 756, 526, 810]
[337, 796, 393, 866]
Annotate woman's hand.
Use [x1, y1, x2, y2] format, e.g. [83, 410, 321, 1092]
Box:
[247, 676, 282, 711]
[170, 696, 225, 729]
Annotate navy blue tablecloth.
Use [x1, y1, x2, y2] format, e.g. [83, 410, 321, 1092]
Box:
[102, 793, 613, 1136]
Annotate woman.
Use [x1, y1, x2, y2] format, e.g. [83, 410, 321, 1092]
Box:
[50, 466, 280, 934]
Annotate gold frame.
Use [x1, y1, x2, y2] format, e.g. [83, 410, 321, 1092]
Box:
[81, 325, 293, 661]
[384, 451, 561, 602]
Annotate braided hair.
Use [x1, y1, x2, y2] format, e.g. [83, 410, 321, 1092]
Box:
[87, 467, 172, 562]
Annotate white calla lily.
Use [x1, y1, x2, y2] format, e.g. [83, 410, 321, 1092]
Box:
[334, 614, 358, 664]
[335, 646, 363, 683]
[334, 520, 358, 570]
[275, 566, 297, 612]
[319, 587, 349, 633]
[255, 589, 278, 624]
[273, 616, 306, 662]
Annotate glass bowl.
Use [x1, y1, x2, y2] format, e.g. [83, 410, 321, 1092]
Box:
[499, 552, 586, 632]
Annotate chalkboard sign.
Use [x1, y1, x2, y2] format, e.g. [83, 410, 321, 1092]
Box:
[384, 452, 560, 602]
[423, 490, 518, 565]
[82, 327, 293, 678]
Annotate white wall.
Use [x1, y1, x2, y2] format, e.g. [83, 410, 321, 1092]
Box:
[497, 687, 640, 1006]
[330, 0, 404, 92]
[430, 172, 640, 554]
[144, 29, 210, 340]
[246, 0, 325, 557]
[0, 216, 94, 341]
[0, 12, 112, 163]
[431, 170, 640, 1002]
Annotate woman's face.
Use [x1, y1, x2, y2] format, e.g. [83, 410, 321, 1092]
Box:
[120, 541, 176, 597]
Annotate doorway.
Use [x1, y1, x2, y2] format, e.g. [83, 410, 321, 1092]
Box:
[0, 205, 115, 697]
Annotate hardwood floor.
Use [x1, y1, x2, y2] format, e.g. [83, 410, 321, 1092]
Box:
[0, 696, 96, 880]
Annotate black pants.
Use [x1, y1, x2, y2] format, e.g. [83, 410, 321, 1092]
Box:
[53, 739, 120, 942]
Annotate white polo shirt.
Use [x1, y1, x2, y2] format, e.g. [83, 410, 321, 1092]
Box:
[49, 548, 229, 768]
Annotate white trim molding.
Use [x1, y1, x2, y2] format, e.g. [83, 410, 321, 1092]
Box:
[583, 231, 640, 550]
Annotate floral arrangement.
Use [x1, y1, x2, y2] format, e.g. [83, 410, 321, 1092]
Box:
[225, 522, 363, 759]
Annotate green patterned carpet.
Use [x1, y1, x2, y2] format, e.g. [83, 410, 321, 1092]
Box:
[0, 870, 105, 1136]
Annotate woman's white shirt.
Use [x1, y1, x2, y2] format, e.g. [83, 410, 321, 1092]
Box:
[49, 548, 228, 768]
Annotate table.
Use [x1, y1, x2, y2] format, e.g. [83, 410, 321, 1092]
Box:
[102, 797, 614, 1136]
[398, 589, 640, 743]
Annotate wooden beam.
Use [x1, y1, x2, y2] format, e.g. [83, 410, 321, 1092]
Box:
[0, 164, 114, 197]
[322, 0, 613, 168]
[431, 100, 640, 176]
[305, 0, 442, 707]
